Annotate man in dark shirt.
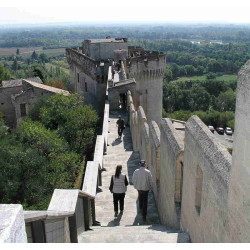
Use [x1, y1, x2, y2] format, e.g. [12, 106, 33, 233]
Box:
[116, 115, 125, 139]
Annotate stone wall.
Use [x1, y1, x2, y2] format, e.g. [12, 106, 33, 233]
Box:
[0, 204, 27, 243]
[45, 218, 69, 243]
[126, 51, 166, 125]
[148, 121, 160, 196]
[158, 118, 184, 229]
[83, 40, 128, 61]
[128, 92, 161, 205]
[108, 79, 136, 110]
[114, 49, 128, 62]
[66, 48, 107, 115]
[181, 116, 232, 242]
[227, 61, 250, 242]
[127, 88, 250, 243]
[68, 61, 99, 111]
[0, 86, 22, 128]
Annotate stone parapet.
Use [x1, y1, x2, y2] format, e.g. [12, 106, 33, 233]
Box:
[0, 204, 27, 243]
[142, 122, 150, 144]
[149, 121, 160, 149]
[185, 115, 231, 199]
[161, 118, 184, 159]
[138, 105, 147, 123]
[66, 48, 97, 80]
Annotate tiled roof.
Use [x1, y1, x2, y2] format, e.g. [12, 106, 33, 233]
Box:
[24, 80, 70, 96]
[1, 77, 42, 88]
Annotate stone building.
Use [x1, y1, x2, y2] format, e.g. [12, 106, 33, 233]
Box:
[0, 78, 69, 128]
[66, 37, 166, 124]
[0, 77, 42, 128]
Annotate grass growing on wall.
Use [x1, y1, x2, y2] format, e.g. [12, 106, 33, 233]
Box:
[74, 156, 86, 189]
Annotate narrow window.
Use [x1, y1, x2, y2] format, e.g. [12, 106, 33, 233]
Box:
[77, 73, 80, 83]
[175, 162, 184, 206]
[195, 165, 203, 215]
[20, 103, 27, 117]
[85, 82, 88, 92]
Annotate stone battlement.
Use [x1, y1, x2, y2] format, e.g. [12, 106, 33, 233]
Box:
[126, 50, 166, 81]
[66, 48, 97, 79]
[127, 50, 166, 63]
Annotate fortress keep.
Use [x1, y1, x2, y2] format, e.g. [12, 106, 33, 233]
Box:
[66, 37, 165, 124]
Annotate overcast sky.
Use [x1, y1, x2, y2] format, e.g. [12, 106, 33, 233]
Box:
[1, 0, 250, 25]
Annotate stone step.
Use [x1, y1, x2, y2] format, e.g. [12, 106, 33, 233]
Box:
[78, 225, 190, 243]
[91, 112, 189, 243]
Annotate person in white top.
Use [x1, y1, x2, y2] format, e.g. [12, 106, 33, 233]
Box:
[132, 160, 153, 221]
[109, 165, 128, 217]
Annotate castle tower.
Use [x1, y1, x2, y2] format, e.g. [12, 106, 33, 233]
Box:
[126, 50, 166, 125]
[227, 61, 250, 242]
[66, 38, 128, 114]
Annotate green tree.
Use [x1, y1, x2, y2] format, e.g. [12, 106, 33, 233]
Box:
[33, 67, 45, 82]
[164, 66, 173, 82]
[39, 53, 48, 63]
[27, 94, 51, 121]
[0, 135, 51, 209]
[35, 94, 98, 155]
[0, 64, 11, 81]
[11, 58, 19, 71]
[188, 85, 210, 111]
[206, 72, 216, 80]
[216, 89, 236, 112]
[31, 50, 38, 60]
[18, 119, 81, 189]
[227, 119, 235, 130]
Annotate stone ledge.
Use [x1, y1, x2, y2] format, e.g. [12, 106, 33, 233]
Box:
[161, 118, 184, 158]
[149, 121, 160, 148]
[138, 106, 147, 122]
[142, 122, 150, 144]
[0, 204, 27, 243]
[185, 115, 232, 193]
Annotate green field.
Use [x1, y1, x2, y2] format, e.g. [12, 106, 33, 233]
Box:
[45, 63, 69, 74]
[171, 74, 237, 83]
[0, 47, 65, 57]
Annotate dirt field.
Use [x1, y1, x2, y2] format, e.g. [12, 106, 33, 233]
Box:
[0, 47, 41, 56]
[0, 47, 65, 57]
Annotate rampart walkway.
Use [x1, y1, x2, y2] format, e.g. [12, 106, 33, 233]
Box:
[79, 111, 190, 243]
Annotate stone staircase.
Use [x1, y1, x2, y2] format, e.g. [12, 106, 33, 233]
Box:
[79, 225, 190, 243]
[78, 111, 190, 243]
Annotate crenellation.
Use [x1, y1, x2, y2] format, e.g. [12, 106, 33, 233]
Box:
[137, 105, 147, 122]
[149, 121, 160, 149]
[142, 122, 150, 144]
[161, 118, 184, 159]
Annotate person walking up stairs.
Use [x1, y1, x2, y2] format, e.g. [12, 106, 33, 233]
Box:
[78, 111, 190, 243]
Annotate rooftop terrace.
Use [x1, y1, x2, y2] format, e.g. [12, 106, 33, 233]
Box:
[85, 38, 127, 44]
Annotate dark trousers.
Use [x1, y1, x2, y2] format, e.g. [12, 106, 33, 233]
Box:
[138, 190, 149, 217]
[113, 193, 125, 212]
[118, 127, 124, 136]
